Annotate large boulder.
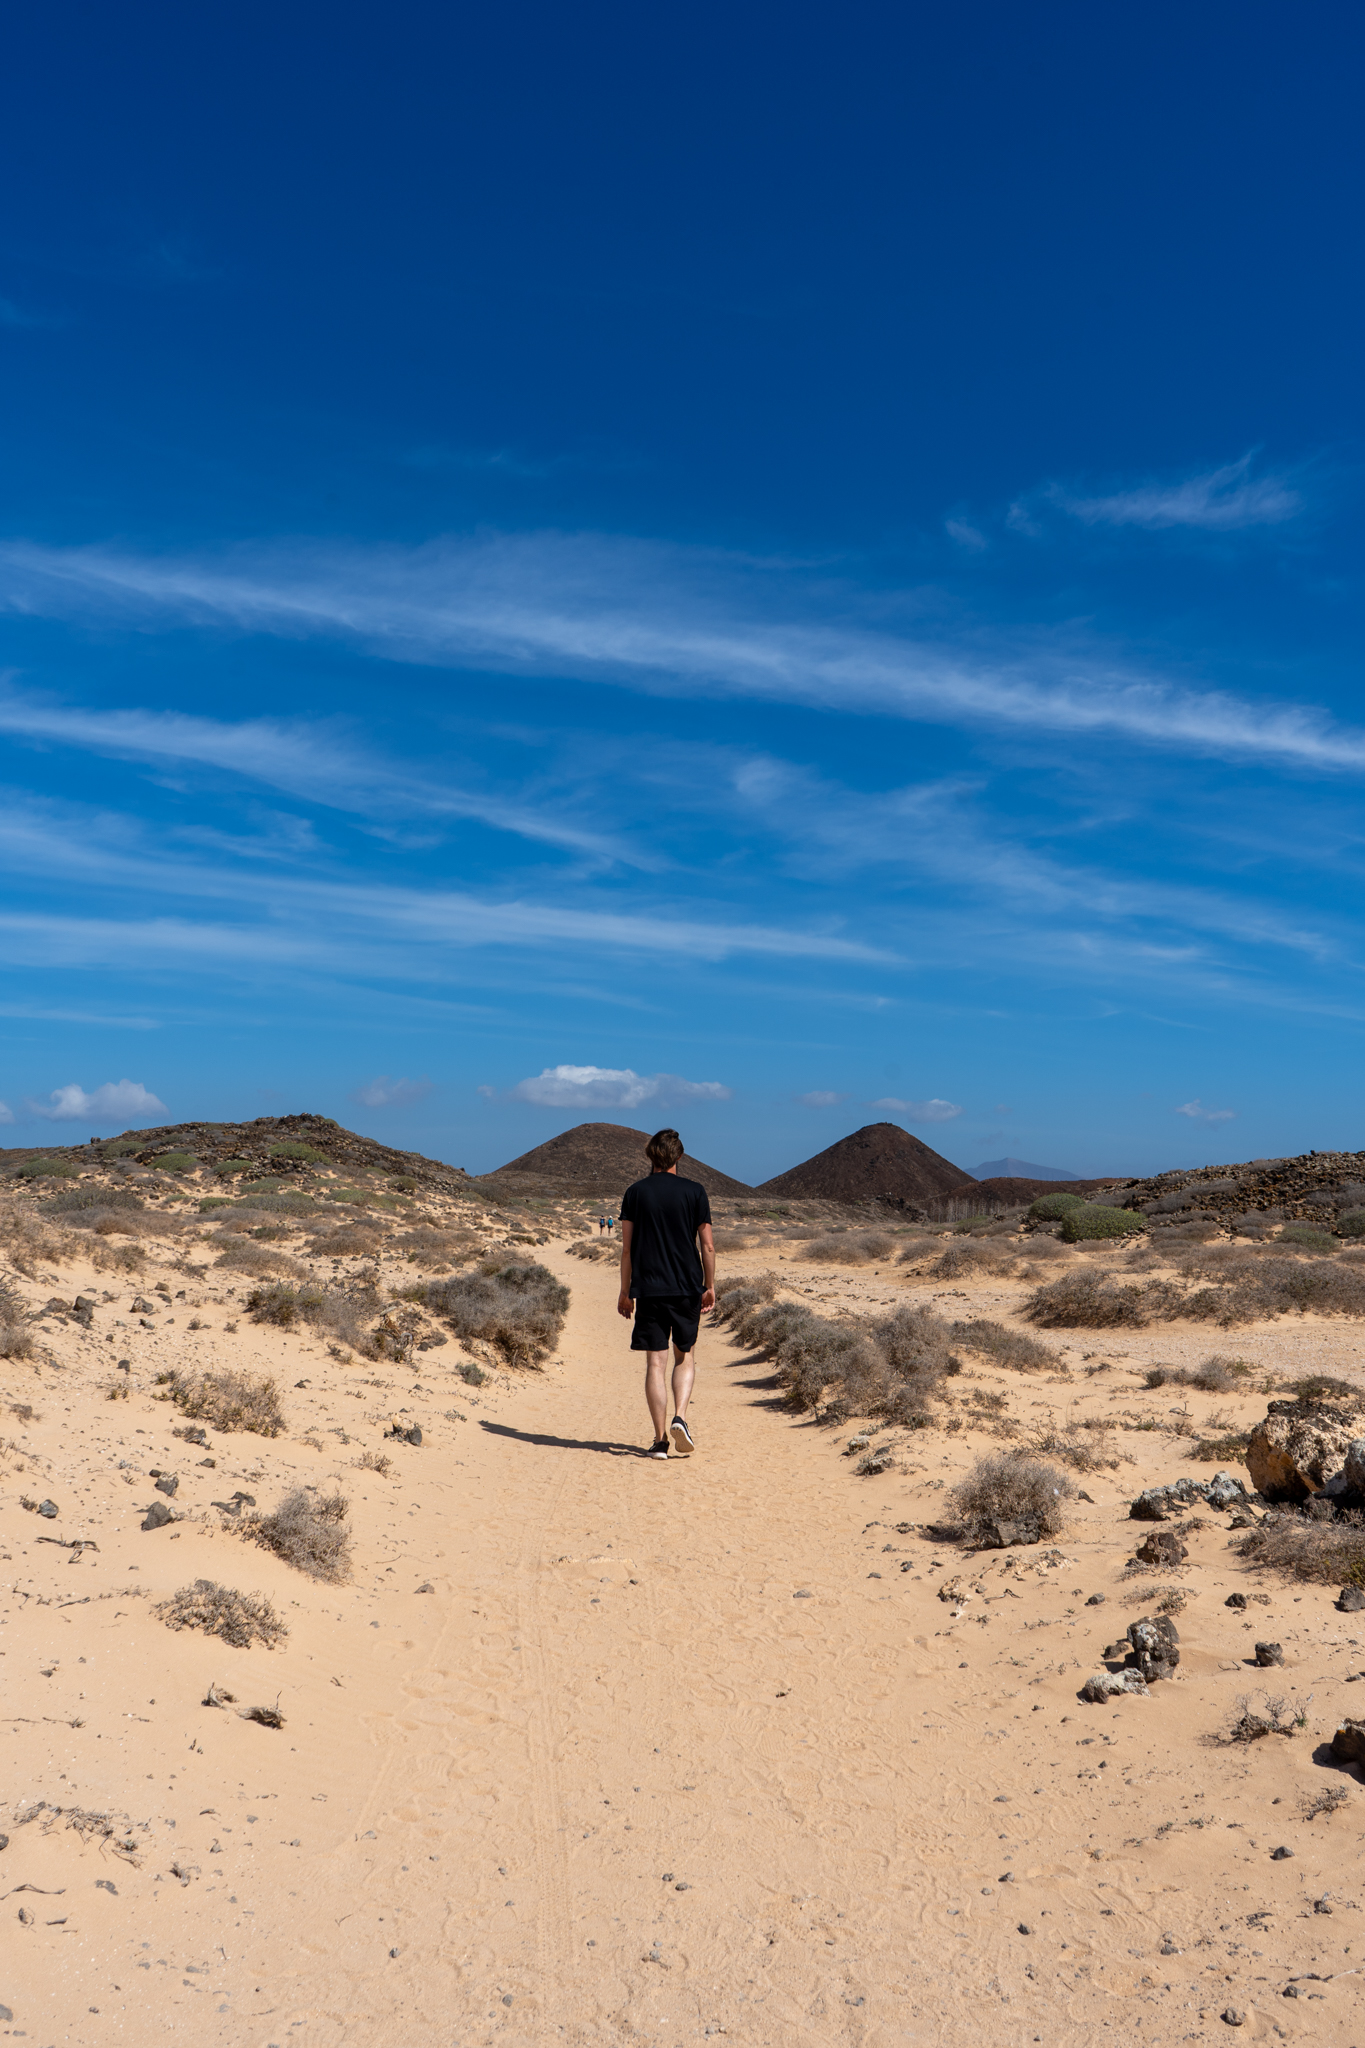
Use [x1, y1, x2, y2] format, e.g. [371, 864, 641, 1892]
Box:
[1127, 1614, 1180, 1683]
[1246, 1402, 1362, 1502]
[1079, 1669, 1148, 1703]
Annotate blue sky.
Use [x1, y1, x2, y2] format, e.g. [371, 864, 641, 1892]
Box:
[1, 1, 1363, 1183]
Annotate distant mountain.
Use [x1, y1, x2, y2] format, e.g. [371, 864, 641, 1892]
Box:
[973, 1156, 1082, 1182]
[759, 1123, 976, 1204]
[488, 1122, 753, 1198]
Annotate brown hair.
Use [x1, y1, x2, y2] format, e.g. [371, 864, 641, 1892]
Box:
[645, 1128, 685, 1169]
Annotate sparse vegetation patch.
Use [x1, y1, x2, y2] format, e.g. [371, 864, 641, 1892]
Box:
[243, 1488, 352, 1581]
[155, 1578, 288, 1649]
[948, 1452, 1075, 1541]
[423, 1260, 569, 1366]
[160, 1366, 284, 1437]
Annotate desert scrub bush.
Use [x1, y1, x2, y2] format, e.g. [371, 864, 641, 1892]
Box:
[1059, 1204, 1147, 1242]
[245, 1281, 325, 1327]
[931, 1239, 1015, 1279]
[796, 1231, 894, 1265]
[0, 1278, 33, 1361]
[948, 1318, 1058, 1370]
[948, 1452, 1075, 1541]
[148, 1151, 197, 1174]
[1236, 1511, 1365, 1586]
[1337, 1209, 1365, 1238]
[355, 1449, 392, 1476]
[1144, 1356, 1245, 1392]
[215, 1242, 312, 1281]
[894, 1236, 942, 1264]
[242, 1488, 351, 1582]
[0, 1202, 73, 1275]
[233, 1190, 319, 1216]
[1024, 1271, 1154, 1328]
[1189, 1430, 1252, 1463]
[161, 1365, 284, 1437]
[155, 1578, 287, 1649]
[1279, 1223, 1337, 1252]
[327, 1187, 373, 1206]
[213, 1157, 255, 1177]
[1024, 1414, 1123, 1471]
[311, 1223, 389, 1256]
[268, 1140, 330, 1164]
[423, 1260, 569, 1366]
[1029, 1192, 1085, 1220]
[1225, 1692, 1301, 1743]
[41, 1185, 143, 1217]
[865, 1303, 957, 1422]
[12, 1157, 78, 1180]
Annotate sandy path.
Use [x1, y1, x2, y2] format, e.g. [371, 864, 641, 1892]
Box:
[6, 1242, 1365, 2046]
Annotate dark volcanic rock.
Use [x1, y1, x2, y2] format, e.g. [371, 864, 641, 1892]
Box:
[976, 1515, 1042, 1549]
[1135, 1530, 1188, 1567]
[141, 1501, 173, 1530]
[1331, 1718, 1365, 1766]
[757, 1122, 975, 1206]
[1126, 1614, 1180, 1683]
[1254, 1641, 1285, 1667]
[1337, 1586, 1365, 1612]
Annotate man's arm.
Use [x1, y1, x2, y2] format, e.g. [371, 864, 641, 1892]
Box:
[698, 1220, 716, 1313]
[617, 1218, 634, 1319]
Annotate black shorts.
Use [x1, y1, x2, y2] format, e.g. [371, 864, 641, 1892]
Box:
[631, 1295, 702, 1353]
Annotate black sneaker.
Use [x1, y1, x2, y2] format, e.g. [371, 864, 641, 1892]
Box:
[648, 1438, 670, 1459]
[669, 1416, 694, 1456]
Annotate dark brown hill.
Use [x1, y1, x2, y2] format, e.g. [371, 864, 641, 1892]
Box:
[0, 1112, 472, 1195]
[758, 1122, 976, 1205]
[487, 1122, 753, 1198]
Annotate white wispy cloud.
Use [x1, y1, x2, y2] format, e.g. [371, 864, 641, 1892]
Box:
[350, 1075, 433, 1108]
[1049, 454, 1301, 532]
[869, 1096, 962, 1121]
[27, 1079, 167, 1123]
[1, 529, 1360, 773]
[797, 1090, 847, 1106]
[0, 1101, 14, 1125]
[507, 1064, 731, 1109]
[1174, 1099, 1236, 1123]
[0, 685, 633, 863]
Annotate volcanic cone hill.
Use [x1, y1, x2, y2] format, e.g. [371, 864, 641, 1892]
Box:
[485, 1121, 753, 1198]
[757, 1121, 977, 1205]
[0, 1111, 473, 1194]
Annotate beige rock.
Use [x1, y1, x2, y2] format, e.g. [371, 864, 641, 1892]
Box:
[1246, 1404, 1361, 1501]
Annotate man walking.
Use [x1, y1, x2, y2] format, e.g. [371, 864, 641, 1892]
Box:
[617, 1127, 716, 1459]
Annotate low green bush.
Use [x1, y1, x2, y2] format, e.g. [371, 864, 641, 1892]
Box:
[97, 1137, 145, 1159]
[1059, 1204, 1147, 1242]
[1280, 1224, 1337, 1251]
[269, 1141, 330, 1164]
[1029, 1192, 1085, 1220]
[14, 1157, 78, 1179]
[150, 1151, 197, 1173]
[328, 1188, 371, 1206]
[199, 1197, 234, 1212]
[215, 1157, 255, 1177]
[1337, 1209, 1365, 1238]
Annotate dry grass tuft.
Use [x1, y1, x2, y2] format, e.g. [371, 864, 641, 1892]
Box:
[214, 1240, 312, 1280]
[0, 1201, 73, 1276]
[154, 1578, 288, 1649]
[0, 1276, 34, 1361]
[355, 1449, 392, 1476]
[796, 1231, 896, 1266]
[1025, 1271, 1157, 1328]
[948, 1452, 1075, 1540]
[160, 1366, 284, 1437]
[423, 1259, 569, 1366]
[1236, 1511, 1365, 1586]
[949, 1318, 1058, 1371]
[1145, 1356, 1246, 1391]
[243, 1488, 352, 1582]
[243, 1701, 285, 1728]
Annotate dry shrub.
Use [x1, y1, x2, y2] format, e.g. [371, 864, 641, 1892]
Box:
[215, 1241, 311, 1280]
[1025, 1271, 1155, 1328]
[423, 1259, 569, 1366]
[0, 1277, 33, 1361]
[162, 1366, 284, 1436]
[155, 1578, 287, 1649]
[355, 1449, 392, 1476]
[949, 1318, 1058, 1370]
[1237, 1512, 1365, 1586]
[948, 1452, 1075, 1540]
[1024, 1413, 1124, 1472]
[0, 1201, 72, 1276]
[393, 1226, 473, 1267]
[894, 1236, 942, 1265]
[932, 1239, 1015, 1279]
[1144, 1356, 1243, 1392]
[1017, 1234, 1072, 1267]
[796, 1231, 895, 1266]
[1190, 1430, 1252, 1463]
[717, 1276, 955, 1420]
[1226, 1692, 1300, 1742]
[312, 1223, 387, 1257]
[244, 1281, 374, 1353]
[243, 1488, 351, 1581]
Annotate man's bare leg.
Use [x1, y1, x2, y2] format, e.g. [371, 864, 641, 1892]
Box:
[671, 1344, 695, 1422]
[644, 1350, 671, 1442]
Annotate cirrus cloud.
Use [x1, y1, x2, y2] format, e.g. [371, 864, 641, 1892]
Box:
[869, 1096, 962, 1122]
[26, 1079, 167, 1123]
[1174, 1099, 1236, 1123]
[508, 1064, 731, 1110]
[797, 1090, 847, 1107]
[0, 1101, 14, 1125]
[350, 1074, 433, 1109]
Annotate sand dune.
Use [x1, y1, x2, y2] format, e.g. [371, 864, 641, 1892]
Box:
[2, 1197, 1365, 2044]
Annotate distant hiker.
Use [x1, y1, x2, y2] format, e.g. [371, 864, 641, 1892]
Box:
[617, 1127, 715, 1459]
[599, 1214, 606, 1235]
[606, 1214, 614, 1235]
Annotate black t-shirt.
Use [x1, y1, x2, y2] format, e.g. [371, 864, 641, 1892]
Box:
[619, 1172, 712, 1298]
